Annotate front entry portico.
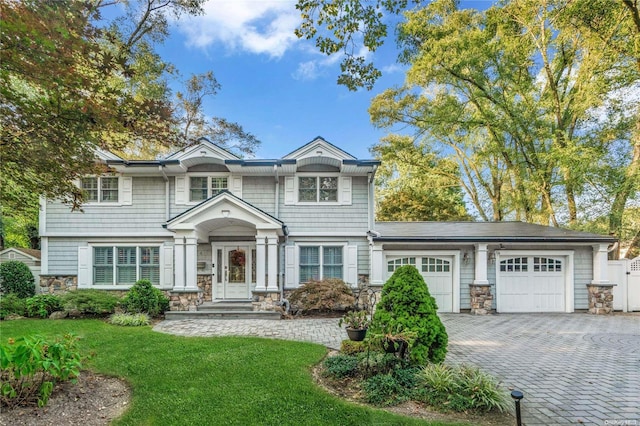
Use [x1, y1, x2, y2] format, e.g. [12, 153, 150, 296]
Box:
[166, 192, 286, 301]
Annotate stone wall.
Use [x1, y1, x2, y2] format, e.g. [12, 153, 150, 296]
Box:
[197, 274, 212, 300]
[40, 275, 77, 294]
[586, 284, 615, 315]
[469, 284, 493, 315]
[252, 292, 281, 312]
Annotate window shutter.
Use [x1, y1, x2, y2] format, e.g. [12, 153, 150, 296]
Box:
[284, 176, 295, 205]
[285, 245, 296, 287]
[341, 176, 352, 205]
[162, 245, 174, 287]
[346, 245, 358, 286]
[121, 177, 133, 205]
[230, 176, 242, 198]
[77, 246, 90, 287]
[175, 176, 186, 204]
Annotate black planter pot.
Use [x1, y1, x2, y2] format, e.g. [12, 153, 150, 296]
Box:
[346, 328, 368, 341]
[382, 338, 409, 357]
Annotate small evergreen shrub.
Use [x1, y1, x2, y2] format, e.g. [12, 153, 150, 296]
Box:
[369, 265, 448, 364]
[0, 334, 82, 408]
[416, 363, 511, 412]
[357, 352, 406, 378]
[61, 290, 120, 316]
[25, 295, 62, 318]
[0, 294, 26, 319]
[362, 371, 415, 406]
[109, 312, 150, 326]
[288, 278, 355, 314]
[121, 279, 169, 317]
[0, 261, 35, 298]
[340, 340, 366, 355]
[322, 354, 359, 378]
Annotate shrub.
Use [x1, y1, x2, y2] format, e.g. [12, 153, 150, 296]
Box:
[0, 294, 26, 319]
[25, 295, 62, 318]
[61, 290, 120, 316]
[121, 279, 169, 317]
[416, 363, 511, 412]
[109, 312, 150, 326]
[322, 354, 359, 378]
[369, 265, 448, 364]
[340, 340, 366, 355]
[0, 334, 82, 408]
[288, 278, 355, 314]
[0, 261, 35, 298]
[362, 371, 415, 406]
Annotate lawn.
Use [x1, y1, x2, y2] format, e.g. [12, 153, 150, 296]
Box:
[0, 319, 464, 425]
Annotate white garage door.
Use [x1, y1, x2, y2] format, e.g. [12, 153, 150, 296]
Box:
[498, 256, 565, 312]
[386, 256, 453, 312]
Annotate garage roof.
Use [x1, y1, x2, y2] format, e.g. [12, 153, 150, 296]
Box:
[373, 221, 617, 243]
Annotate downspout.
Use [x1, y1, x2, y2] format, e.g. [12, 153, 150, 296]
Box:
[160, 165, 169, 221]
[368, 165, 377, 230]
[274, 164, 279, 218]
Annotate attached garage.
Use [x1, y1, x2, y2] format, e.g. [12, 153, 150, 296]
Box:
[496, 251, 574, 313]
[385, 252, 459, 313]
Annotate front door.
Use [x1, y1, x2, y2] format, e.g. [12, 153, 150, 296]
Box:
[213, 245, 254, 300]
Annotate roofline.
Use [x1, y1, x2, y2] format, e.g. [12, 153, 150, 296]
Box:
[105, 159, 181, 167]
[225, 159, 297, 166]
[372, 236, 617, 243]
[282, 136, 358, 159]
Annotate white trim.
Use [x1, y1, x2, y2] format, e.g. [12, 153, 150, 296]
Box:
[383, 250, 460, 313]
[184, 173, 233, 205]
[211, 241, 256, 300]
[78, 175, 125, 206]
[290, 173, 351, 206]
[293, 242, 349, 287]
[39, 196, 47, 235]
[495, 250, 574, 313]
[83, 243, 165, 287]
[40, 238, 48, 275]
[286, 232, 367, 237]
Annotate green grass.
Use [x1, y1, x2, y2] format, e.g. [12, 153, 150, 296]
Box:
[0, 320, 465, 425]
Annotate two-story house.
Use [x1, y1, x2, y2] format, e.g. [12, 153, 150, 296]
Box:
[39, 137, 618, 314]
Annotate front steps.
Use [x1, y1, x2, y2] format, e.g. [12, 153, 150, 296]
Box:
[163, 301, 281, 320]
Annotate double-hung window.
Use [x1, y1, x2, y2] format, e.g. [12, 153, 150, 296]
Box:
[298, 176, 338, 202]
[92, 246, 160, 285]
[189, 176, 228, 202]
[299, 246, 343, 282]
[81, 176, 119, 203]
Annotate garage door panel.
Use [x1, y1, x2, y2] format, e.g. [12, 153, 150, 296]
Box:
[499, 256, 565, 313]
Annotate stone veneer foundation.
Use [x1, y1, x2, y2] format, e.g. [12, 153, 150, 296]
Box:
[469, 284, 493, 315]
[586, 283, 615, 315]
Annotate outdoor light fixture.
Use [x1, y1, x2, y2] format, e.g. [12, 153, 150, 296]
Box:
[511, 390, 524, 426]
[462, 252, 469, 264]
[489, 251, 496, 264]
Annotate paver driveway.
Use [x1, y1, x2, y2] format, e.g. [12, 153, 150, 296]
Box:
[155, 313, 639, 426]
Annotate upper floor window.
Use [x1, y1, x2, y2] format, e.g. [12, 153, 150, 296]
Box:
[81, 176, 119, 203]
[298, 176, 338, 202]
[189, 176, 228, 202]
[189, 176, 228, 201]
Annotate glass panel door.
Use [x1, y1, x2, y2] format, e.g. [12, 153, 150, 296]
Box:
[224, 246, 251, 299]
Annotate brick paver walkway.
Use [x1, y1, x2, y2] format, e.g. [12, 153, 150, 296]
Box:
[154, 313, 640, 426]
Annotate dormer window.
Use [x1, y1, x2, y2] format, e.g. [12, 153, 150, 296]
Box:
[81, 176, 119, 203]
[298, 176, 338, 202]
[189, 176, 228, 202]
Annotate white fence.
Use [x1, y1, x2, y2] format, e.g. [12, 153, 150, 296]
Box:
[608, 256, 640, 312]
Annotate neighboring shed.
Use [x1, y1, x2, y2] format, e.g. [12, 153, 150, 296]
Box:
[0, 248, 42, 291]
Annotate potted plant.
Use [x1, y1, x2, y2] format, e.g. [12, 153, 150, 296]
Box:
[338, 310, 371, 341]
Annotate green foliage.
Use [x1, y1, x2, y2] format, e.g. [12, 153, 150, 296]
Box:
[338, 309, 371, 329]
[61, 290, 120, 316]
[288, 278, 355, 314]
[322, 354, 359, 378]
[0, 334, 82, 408]
[370, 265, 448, 364]
[25, 295, 62, 319]
[109, 312, 150, 327]
[340, 340, 367, 355]
[361, 368, 419, 406]
[416, 363, 511, 413]
[121, 279, 169, 317]
[0, 293, 26, 319]
[0, 261, 35, 298]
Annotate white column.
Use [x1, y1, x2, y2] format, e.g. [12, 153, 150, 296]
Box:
[174, 237, 185, 289]
[267, 235, 278, 291]
[371, 244, 384, 285]
[255, 234, 266, 291]
[185, 235, 198, 290]
[473, 243, 489, 285]
[592, 244, 610, 284]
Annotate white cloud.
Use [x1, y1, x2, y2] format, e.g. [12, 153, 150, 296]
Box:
[177, 0, 301, 58]
[381, 63, 404, 74]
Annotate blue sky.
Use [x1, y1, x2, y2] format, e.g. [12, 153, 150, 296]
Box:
[154, 0, 495, 159]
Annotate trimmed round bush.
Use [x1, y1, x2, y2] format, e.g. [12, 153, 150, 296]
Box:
[122, 279, 169, 317]
[0, 260, 35, 298]
[370, 265, 448, 364]
[61, 290, 121, 316]
[25, 294, 62, 318]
